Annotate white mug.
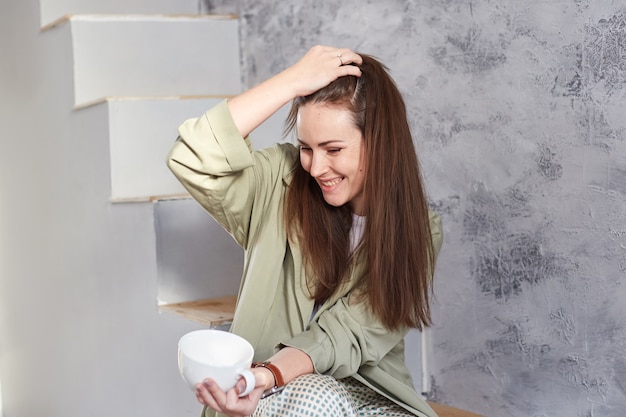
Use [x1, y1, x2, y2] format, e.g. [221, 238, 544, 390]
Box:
[178, 329, 256, 396]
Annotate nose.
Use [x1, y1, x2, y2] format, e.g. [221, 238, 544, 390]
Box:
[308, 151, 328, 178]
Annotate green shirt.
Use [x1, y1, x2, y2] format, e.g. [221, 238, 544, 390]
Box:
[168, 100, 443, 417]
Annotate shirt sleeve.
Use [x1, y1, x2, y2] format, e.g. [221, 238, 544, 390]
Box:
[280, 294, 409, 379]
[167, 100, 290, 248]
[170, 100, 254, 177]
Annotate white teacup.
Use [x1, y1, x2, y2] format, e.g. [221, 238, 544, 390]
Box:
[178, 329, 256, 397]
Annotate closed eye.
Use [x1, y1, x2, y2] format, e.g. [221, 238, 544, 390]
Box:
[327, 148, 341, 155]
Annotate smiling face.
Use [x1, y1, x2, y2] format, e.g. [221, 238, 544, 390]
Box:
[296, 102, 367, 215]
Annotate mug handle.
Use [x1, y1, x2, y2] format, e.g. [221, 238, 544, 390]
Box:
[237, 368, 256, 397]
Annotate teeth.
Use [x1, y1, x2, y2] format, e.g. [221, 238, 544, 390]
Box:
[321, 178, 342, 187]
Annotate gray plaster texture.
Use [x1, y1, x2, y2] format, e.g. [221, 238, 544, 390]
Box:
[211, 1, 626, 415]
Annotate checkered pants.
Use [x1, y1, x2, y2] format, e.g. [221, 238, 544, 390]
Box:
[252, 374, 414, 417]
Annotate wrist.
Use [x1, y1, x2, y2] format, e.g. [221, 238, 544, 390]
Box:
[257, 367, 275, 391]
[252, 361, 285, 399]
[276, 66, 306, 99]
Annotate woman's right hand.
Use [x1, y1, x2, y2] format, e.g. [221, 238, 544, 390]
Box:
[279, 45, 363, 98]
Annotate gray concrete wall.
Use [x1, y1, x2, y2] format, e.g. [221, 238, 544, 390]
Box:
[214, 0, 626, 415]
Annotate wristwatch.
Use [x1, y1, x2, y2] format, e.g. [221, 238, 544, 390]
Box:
[252, 361, 285, 399]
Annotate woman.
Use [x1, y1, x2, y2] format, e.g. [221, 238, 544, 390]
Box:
[167, 45, 443, 417]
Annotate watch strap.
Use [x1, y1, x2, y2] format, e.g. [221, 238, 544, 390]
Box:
[252, 361, 285, 398]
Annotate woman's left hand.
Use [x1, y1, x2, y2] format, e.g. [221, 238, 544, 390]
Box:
[195, 368, 273, 417]
[279, 45, 363, 98]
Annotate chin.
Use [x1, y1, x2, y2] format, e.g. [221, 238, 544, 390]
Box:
[323, 198, 346, 208]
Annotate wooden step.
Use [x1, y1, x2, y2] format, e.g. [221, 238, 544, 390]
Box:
[428, 402, 485, 417]
[159, 295, 236, 328]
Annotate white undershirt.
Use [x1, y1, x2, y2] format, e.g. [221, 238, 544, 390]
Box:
[349, 213, 366, 254]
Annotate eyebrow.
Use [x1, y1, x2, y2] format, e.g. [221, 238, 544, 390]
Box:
[297, 139, 344, 147]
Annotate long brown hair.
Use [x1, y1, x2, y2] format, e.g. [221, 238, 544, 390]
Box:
[284, 54, 435, 331]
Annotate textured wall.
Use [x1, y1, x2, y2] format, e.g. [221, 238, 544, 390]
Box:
[210, 1, 626, 415]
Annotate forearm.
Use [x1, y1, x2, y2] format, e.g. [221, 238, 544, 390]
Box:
[227, 71, 298, 138]
[256, 347, 314, 392]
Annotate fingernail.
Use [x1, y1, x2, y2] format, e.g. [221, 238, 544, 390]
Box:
[203, 380, 212, 389]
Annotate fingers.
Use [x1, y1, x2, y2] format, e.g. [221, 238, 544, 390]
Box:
[319, 46, 363, 79]
[285, 45, 362, 97]
[195, 378, 264, 417]
[195, 379, 224, 411]
[310, 45, 362, 69]
[234, 378, 248, 395]
[334, 48, 363, 67]
[223, 385, 245, 411]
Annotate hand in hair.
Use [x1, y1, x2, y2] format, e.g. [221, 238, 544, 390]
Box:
[280, 45, 363, 98]
[227, 45, 362, 138]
